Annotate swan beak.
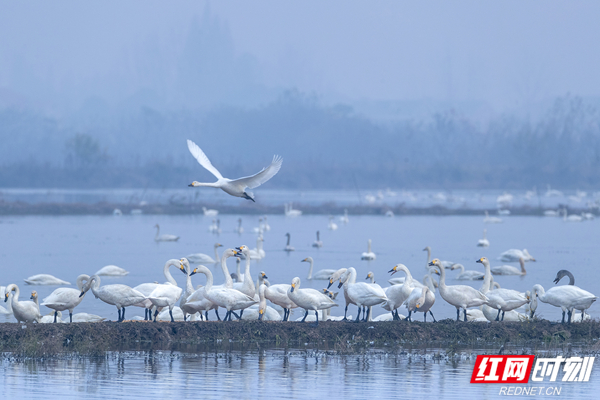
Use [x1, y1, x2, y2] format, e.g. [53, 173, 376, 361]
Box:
[427, 261, 435, 267]
[79, 291, 85, 298]
[433, 270, 441, 276]
[475, 258, 483, 264]
[263, 274, 269, 279]
[179, 265, 187, 274]
[327, 279, 334, 289]
[388, 267, 397, 275]
[553, 278, 559, 284]
[190, 269, 198, 276]
[337, 280, 343, 289]
[4, 293, 8, 302]
[290, 284, 295, 292]
[258, 309, 264, 320]
[416, 304, 420, 308]
[217, 244, 223, 247]
[188, 183, 194, 187]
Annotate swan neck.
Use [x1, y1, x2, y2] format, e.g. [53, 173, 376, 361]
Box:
[418, 287, 428, 304]
[348, 268, 357, 284]
[76, 274, 91, 291]
[520, 259, 526, 274]
[567, 271, 575, 285]
[367, 240, 371, 253]
[8, 284, 20, 303]
[214, 245, 220, 262]
[437, 265, 446, 288]
[163, 260, 179, 286]
[286, 235, 290, 246]
[193, 182, 220, 187]
[220, 255, 233, 288]
[480, 262, 492, 294]
[307, 258, 314, 280]
[89, 275, 101, 296]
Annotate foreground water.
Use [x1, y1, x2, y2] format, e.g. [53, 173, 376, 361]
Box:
[1, 347, 599, 400]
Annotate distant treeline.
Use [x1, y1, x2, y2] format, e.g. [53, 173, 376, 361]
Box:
[1, 92, 599, 190]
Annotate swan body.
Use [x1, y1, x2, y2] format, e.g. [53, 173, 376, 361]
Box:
[544, 210, 560, 217]
[232, 246, 256, 298]
[24, 274, 70, 285]
[147, 259, 184, 322]
[187, 139, 282, 201]
[202, 206, 219, 216]
[284, 233, 295, 252]
[256, 272, 297, 321]
[71, 313, 106, 323]
[563, 208, 583, 222]
[483, 211, 503, 223]
[95, 265, 129, 276]
[41, 311, 65, 323]
[248, 235, 265, 260]
[41, 274, 91, 322]
[179, 259, 201, 321]
[545, 185, 563, 197]
[383, 264, 424, 319]
[361, 239, 376, 260]
[312, 231, 323, 248]
[154, 224, 179, 242]
[388, 277, 405, 285]
[340, 267, 387, 321]
[179, 259, 219, 320]
[245, 284, 283, 321]
[404, 286, 436, 322]
[498, 249, 535, 262]
[4, 284, 42, 323]
[477, 229, 490, 247]
[187, 243, 222, 264]
[327, 216, 338, 231]
[429, 259, 488, 321]
[83, 275, 147, 322]
[288, 277, 338, 325]
[157, 306, 187, 321]
[209, 219, 222, 234]
[450, 264, 484, 280]
[491, 258, 526, 275]
[302, 257, 336, 281]
[532, 284, 597, 323]
[284, 203, 302, 217]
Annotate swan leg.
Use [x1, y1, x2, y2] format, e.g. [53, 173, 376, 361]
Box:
[69, 311, 73, 323]
[169, 309, 174, 323]
[567, 310, 572, 324]
[391, 311, 397, 321]
[456, 308, 460, 321]
[423, 312, 426, 323]
[122, 307, 126, 322]
[301, 310, 308, 322]
[232, 311, 241, 320]
[463, 309, 467, 322]
[354, 307, 361, 323]
[215, 309, 221, 321]
[343, 304, 349, 321]
[283, 308, 288, 321]
[429, 311, 437, 323]
[582, 312, 585, 322]
[117, 308, 121, 322]
[237, 310, 243, 320]
[53, 311, 58, 323]
[501, 311, 505, 321]
[561, 310, 566, 324]
[407, 310, 412, 322]
[153, 309, 159, 322]
[312, 310, 319, 327]
[495, 309, 501, 321]
[242, 192, 255, 202]
[204, 311, 209, 321]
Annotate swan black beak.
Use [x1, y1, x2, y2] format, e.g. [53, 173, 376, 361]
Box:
[388, 268, 397, 275]
[337, 280, 343, 289]
[327, 279, 334, 289]
[4, 294, 8, 303]
[263, 274, 269, 279]
[290, 284, 295, 293]
[188, 183, 194, 187]
[553, 277, 559, 284]
[79, 291, 85, 298]
[428, 261, 436, 266]
[258, 310, 264, 320]
[475, 259, 483, 264]
[179, 266, 188, 275]
[190, 269, 198, 277]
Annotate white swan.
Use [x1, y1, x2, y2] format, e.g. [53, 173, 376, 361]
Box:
[553, 269, 575, 285]
[545, 185, 563, 197]
[429, 259, 488, 321]
[209, 219, 222, 234]
[187, 139, 282, 202]
[361, 239, 376, 260]
[312, 231, 323, 248]
[0, 285, 12, 315]
[498, 248, 536, 262]
[232, 246, 256, 299]
[327, 268, 354, 320]
[338, 267, 387, 322]
[242, 283, 282, 321]
[384, 264, 424, 320]
[187, 243, 223, 264]
[41, 310, 65, 323]
[339, 209, 349, 224]
[262, 216, 271, 231]
[544, 209, 560, 217]
[284, 203, 302, 217]
[477, 229, 490, 247]
[82, 275, 147, 322]
[256, 272, 297, 321]
[248, 235, 266, 260]
[202, 206, 219, 216]
[288, 277, 338, 326]
[194, 249, 257, 320]
[476, 257, 529, 321]
[532, 283, 597, 323]
[404, 286, 436, 322]
[4, 284, 42, 322]
[284, 233, 295, 252]
[483, 211, 503, 224]
[563, 208, 583, 222]
[41, 274, 91, 322]
[450, 264, 484, 280]
[302, 257, 336, 281]
[491, 258, 526, 275]
[24, 274, 70, 285]
[179, 259, 200, 321]
[71, 312, 106, 323]
[327, 216, 338, 231]
[234, 218, 244, 234]
[252, 217, 264, 234]
[179, 258, 220, 320]
[95, 265, 129, 276]
[422, 246, 454, 269]
[147, 259, 184, 322]
[154, 224, 179, 242]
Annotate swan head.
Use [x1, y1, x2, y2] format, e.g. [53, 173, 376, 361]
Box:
[365, 272, 373, 280]
[215, 243, 223, 248]
[428, 259, 442, 268]
[188, 181, 200, 187]
[290, 277, 301, 292]
[475, 257, 489, 266]
[30, 291, 37, 300]
[388, 264, 407, 275]
[523, 249, 536, 261]
[235, 245, 250, 258]
[301, 257, 312, 263]
[423, 246, 431, 252]
[260, 271, 268, 280]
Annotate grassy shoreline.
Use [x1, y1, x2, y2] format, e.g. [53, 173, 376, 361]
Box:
[1, 319, 599, 357]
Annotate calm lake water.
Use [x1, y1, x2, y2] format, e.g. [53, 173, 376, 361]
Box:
[1, 213, 599, 398]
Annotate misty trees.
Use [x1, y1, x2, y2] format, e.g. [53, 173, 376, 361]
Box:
[64, 133, 108, 168]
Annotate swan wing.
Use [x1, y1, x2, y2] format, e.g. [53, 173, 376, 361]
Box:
[187, 139, 224, 180]
[231, 155, 283, 189]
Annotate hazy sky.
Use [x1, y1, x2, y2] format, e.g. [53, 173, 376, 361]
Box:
[1, 1, 600, 115]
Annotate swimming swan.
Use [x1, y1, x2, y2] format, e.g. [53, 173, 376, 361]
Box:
[491, 258, 526, 275]
[288, 277, 338, 326]
[483, 211, 503, 224]
[284, 233, 295, 252]
[361, 239, 376, 260]
[24, 274, 70, 285]
[284, 203, 302, 217]
[154, 224, 179, 242]
[429, 259, 488, 321]
[302, 257, 336, 280]
[477, 229, 490, 247]
[235, 218, 244, 234]
[187, 139, 282, 202]
[4, 284, 42, 323]
[202, 206, 219, 216]
[327, 216, 338, 230]
[80, 275, 147, 322]
[450, 264, 485, 280]
[41, 274, 91, 322]
[187, 243, 223, 264]
[498, 249, 535, 262]
[95, 265, 129, 276]
[312, 231, 323, 248]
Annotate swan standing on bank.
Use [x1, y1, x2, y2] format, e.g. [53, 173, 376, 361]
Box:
[179, 258, 220, 321]
[361, 239, 376, 260]
[81, 275, 147, 322]
[288, 277, 338, 326]
[147, 259, 184, 322]
[4, 284, 42, 323]
[41, 274, 92, 323]
[532, 283, 597, 323]
[302, 257, 336, 280]
[259, 274, 297, 321]
[154, 224, 179, 242]
[477, 229, 490, 247]
[24, 274, 70, 285]
[491, 258, 527, 275]
[384, 264, 425, 320]
[187, 243, 223, 264]
[498, 248, 536, 262]
[95, 265, 129, 276]
[404, 286, 436, 322]
[232, 246, 256, 299]
[187, 139, 282, 202]
[338, 267, 387, 322]
[429, 259, 488, 321]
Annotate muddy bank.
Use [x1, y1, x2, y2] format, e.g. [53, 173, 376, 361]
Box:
[0, 200, 591, 216]
[1, 319, 599, 356]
